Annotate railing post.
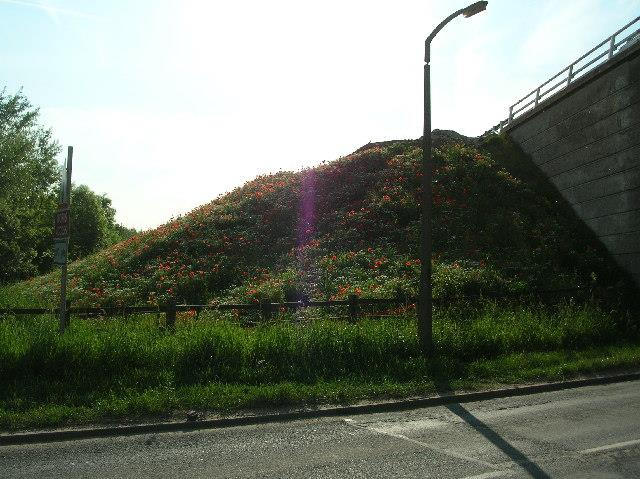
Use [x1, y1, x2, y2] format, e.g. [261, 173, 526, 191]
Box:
[165, 301, 176, 331]
[534, 87, 541, 107]
[64, 300, 71, 330]
[396, 288, 408, 309]
[608, 35, 616, 59]
[508, 105, 514, 124]
[567, 64, 574, 86]
[260, 298, 272, 321]
[348, 294, 359, 322]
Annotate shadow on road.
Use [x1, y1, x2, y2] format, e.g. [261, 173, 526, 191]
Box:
[444, 402, 551, 479]
[432, 370, 551, 479]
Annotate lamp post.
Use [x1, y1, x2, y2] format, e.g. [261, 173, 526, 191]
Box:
[418, 1, 487, 354]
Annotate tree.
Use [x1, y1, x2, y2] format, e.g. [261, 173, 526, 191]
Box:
[68, 185, 109, 260]
[69, 185, 137, 260]
[0, 88, 60, 282]
[0, 88, 137, 282]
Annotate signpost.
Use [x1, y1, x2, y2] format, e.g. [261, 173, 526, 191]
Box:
[53, 239, 68, 265]
[54, 207, 70, 239]
[55, 146, 73, 333]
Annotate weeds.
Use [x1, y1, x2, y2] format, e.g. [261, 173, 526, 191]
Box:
[0, 301, 638, 430]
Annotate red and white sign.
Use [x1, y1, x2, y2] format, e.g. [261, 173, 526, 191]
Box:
[54, 206, 70, 239]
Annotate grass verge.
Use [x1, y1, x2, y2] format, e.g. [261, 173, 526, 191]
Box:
[1, 301, 638, 431]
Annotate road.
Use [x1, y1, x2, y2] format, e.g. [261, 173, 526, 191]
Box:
[2, 380, 640, 478]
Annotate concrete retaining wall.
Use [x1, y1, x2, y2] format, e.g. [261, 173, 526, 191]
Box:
[506, 43, 640, 286]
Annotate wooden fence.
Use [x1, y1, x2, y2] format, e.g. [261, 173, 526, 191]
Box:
[0, 286, 605, 329]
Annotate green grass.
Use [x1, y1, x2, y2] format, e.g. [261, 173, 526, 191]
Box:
[2, 136, 636, 431]
[1, 301, 638, 431]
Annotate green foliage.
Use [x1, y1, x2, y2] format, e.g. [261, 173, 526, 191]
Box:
[0, 89, 136, 284]
[68, 184, 135, 260]
[0, 134, 632, 306]
[69, 185, 110, 259]
[0, 302, 632, 388]
[0, 88, 60, 281]
[0, 302, 638, 429]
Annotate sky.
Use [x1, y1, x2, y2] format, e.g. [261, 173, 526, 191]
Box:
[2, 0, 639, 230]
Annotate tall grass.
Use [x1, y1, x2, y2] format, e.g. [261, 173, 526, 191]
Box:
[0, 302, 632, 388]
[0, 301, 638, 429]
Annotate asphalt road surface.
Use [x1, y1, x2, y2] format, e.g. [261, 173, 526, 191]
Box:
[2, 380, 640, 478]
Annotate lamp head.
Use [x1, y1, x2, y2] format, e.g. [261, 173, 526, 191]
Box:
[462, 1, 488, 17]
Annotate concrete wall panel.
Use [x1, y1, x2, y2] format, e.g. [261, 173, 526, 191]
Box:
[522, 84, 639, 153]
[572, 188, 640, 220]
[541, 125, 640, 178]
[509, 58, 639, 142]
[585, 210, 640, 236]
[553, 144, 640, 190]
[599, 231, 640, 255]
[506, 44, 640, 285]
[560, 166, 640, 204]
[532, 104, 640, 166]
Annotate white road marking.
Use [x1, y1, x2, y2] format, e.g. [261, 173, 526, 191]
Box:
[458, 471, 513, 479]
[343, 419, 503, 470]
[579, 438, 640, 455]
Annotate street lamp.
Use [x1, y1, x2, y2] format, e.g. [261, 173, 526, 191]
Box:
[418, 1, 487, 354]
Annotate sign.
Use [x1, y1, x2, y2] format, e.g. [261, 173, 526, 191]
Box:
[54, 206, 70, 239]
[59, 158, 69, 203]
[53, 239, 68, 265]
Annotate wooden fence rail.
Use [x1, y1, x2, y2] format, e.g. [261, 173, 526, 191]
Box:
[0, 285, 607, 329]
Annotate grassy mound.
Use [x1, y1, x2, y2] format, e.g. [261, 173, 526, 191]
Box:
[0, 134, 630, 307]
[1, 133, 639, 430]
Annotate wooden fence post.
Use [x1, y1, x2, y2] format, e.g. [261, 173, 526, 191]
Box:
[64, 300, 71, 329]
[260, 299, 272, 321]
[396, 289, 407, 309]
[165, 301, 176, 330]
[348, 294, 359, 322]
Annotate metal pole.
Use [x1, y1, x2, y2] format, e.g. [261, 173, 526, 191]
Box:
[418, 2, 487, 354]
[59, 146, 72, 334]
[418, 61, 433, 354]
[608, 35, 615, 59]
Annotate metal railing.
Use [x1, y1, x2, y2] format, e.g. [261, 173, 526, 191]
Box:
[491, 16, 640, 133]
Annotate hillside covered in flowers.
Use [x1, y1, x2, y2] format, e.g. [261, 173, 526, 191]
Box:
[4, 134, 629, 307]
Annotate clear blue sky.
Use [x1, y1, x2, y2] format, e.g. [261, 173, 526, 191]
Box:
[2, 0, 639, 229]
